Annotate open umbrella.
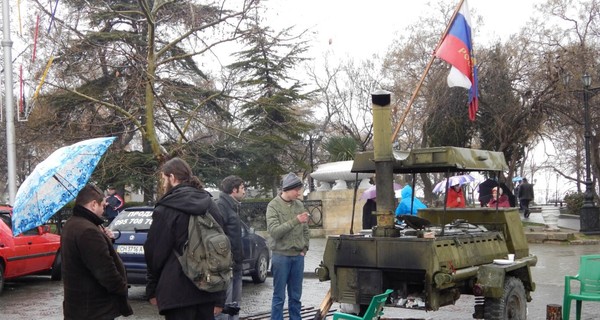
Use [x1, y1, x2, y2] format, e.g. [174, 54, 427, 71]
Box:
[11, 137, 116, 236]
[360, 183, 402, 200]
[512, 176, 523, 182]
[432, 174, 476, 193]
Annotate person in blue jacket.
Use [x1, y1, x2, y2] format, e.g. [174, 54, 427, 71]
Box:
[395, 185, 427, 216]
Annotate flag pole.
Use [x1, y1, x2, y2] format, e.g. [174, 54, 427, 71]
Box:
[391, 0, 465, 143]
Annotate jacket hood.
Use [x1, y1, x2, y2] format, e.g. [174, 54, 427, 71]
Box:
[156, 184, 214, 216]
[400, 185, 413, 199]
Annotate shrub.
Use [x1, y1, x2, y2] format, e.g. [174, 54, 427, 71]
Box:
[563, 192, 584, 215]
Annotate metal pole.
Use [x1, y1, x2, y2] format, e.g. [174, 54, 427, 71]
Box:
[555, 174, 558, 206]
[309, 135, 314, 192]
[580, 79, 600, 234]
[3, 1, 17, 204]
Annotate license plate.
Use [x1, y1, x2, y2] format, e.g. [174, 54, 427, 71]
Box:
[117, 245, 144, 255]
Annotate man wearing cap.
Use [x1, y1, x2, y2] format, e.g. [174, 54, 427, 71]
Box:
[518, 178, 535, 218]
[266, 173, 310, 320]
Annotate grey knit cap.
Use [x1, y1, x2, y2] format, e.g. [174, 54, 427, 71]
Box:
[282, 173, 303, 191]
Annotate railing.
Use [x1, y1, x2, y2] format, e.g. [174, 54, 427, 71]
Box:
[49, 199, 323, 233]
[240, 200, 323, 231]
[48, 208, 72, 234]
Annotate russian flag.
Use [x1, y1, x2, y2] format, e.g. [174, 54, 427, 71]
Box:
[435, 0, 479, 121]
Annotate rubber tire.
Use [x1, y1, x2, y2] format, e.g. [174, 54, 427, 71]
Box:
[50, 251, 62, 281]
[251, 251, 268, 283]
[484, 276, 527, 320]
[0, 263, 4, 295]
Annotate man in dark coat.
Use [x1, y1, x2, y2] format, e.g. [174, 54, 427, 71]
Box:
[145, 157, 226, 320]
[104, 186, 124, 224]
[216, 175, 246, 320]
[518, 178, 535, 218]
[61, 184, 132, 320]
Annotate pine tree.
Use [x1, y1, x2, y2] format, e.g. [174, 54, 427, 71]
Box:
[228, 22, 313, 195]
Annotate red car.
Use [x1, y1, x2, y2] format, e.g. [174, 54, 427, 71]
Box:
[0, 205, 61, 294]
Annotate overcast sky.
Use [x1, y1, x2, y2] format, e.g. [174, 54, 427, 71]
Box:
[267, 0, 542, 59]
[264, 0, 574, 198]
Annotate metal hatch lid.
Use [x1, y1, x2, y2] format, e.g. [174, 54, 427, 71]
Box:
[351, 146, 508, 174]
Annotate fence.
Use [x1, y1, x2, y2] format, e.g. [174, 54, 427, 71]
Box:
[240, 200, 323, 231]
[49, 199, 323, 233]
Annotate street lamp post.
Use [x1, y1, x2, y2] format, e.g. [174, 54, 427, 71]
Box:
[579, 73, 600, 234]
[309, 135, 315, 192]
[307, 132, 323, 193]
[555, 174, 559, 206]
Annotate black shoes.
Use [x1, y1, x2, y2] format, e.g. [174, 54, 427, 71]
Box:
[524, 211, 530, 218]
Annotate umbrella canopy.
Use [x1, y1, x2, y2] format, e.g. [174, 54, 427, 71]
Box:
[512, 176, 523, 182]
[360, 183, 402, 200]
[11, 137, 116, 236]
[432, 174, 476, 193]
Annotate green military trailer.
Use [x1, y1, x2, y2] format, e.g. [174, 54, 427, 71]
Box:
[315, 146, 537, 320]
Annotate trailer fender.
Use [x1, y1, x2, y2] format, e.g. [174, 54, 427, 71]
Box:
[475, 265, 506, 299]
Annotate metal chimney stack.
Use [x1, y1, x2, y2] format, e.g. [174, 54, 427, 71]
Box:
[371, 90, 399, 237]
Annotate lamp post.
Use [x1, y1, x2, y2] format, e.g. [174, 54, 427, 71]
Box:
[555, 173, 559, 207]
[307, 132, 323, 192]
[563, 72, 600, 233]
[579, 74, 600, 234]
[309, 135, 315, 192]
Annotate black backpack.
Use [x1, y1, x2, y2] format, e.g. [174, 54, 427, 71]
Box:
[175, 211, 233, 292]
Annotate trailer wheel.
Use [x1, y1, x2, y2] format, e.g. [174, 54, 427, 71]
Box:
[484, 276, 527, 320]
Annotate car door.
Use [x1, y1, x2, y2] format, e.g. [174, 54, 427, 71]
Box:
[240, 222, 257, 270]
[0, 213, 30, 277]
[18, 226, 57, 273]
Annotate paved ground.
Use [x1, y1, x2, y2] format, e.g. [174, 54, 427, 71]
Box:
[1, 206, 598, 319]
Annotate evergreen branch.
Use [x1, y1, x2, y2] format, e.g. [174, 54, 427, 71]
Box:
[43, 81, 145, 137]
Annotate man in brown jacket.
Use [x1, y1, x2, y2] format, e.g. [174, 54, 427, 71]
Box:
[61, 184, 132, 320]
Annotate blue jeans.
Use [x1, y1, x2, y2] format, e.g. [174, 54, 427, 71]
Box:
[271, 253, 304, 320]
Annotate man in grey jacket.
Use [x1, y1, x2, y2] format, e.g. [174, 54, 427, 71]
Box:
[266, 173, 310, 320]
[216, 175, 246, 320]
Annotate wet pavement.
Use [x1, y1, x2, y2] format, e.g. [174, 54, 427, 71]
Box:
[1, 207, 599, 319]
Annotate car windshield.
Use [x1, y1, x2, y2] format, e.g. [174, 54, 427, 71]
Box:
[110, 209, 153, 231]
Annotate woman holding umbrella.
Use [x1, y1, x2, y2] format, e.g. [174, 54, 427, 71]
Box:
[446, 182, 466, 208]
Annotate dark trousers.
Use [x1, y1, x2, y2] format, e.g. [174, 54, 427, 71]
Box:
[163, 303, 214, 320]
[521, 199, 531, 216]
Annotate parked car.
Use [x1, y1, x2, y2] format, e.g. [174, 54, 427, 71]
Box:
[0, 205, 62, 294]
[108, 206, 270, 285]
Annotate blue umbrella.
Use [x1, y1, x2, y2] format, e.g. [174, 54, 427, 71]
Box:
[512, 176, 523, 182]
[11, 137, 116, 236]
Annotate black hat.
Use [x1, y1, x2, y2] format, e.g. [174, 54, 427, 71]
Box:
[282, 173, 303, 191]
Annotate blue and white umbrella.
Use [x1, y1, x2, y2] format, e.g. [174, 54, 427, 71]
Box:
[432, 174, 477, 193]
[11, 137, 116, 236]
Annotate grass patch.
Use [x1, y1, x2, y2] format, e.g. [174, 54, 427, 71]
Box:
[522, 221, 545, 227]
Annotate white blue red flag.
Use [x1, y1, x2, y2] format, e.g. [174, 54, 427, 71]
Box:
[435, 0, 479, 121]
